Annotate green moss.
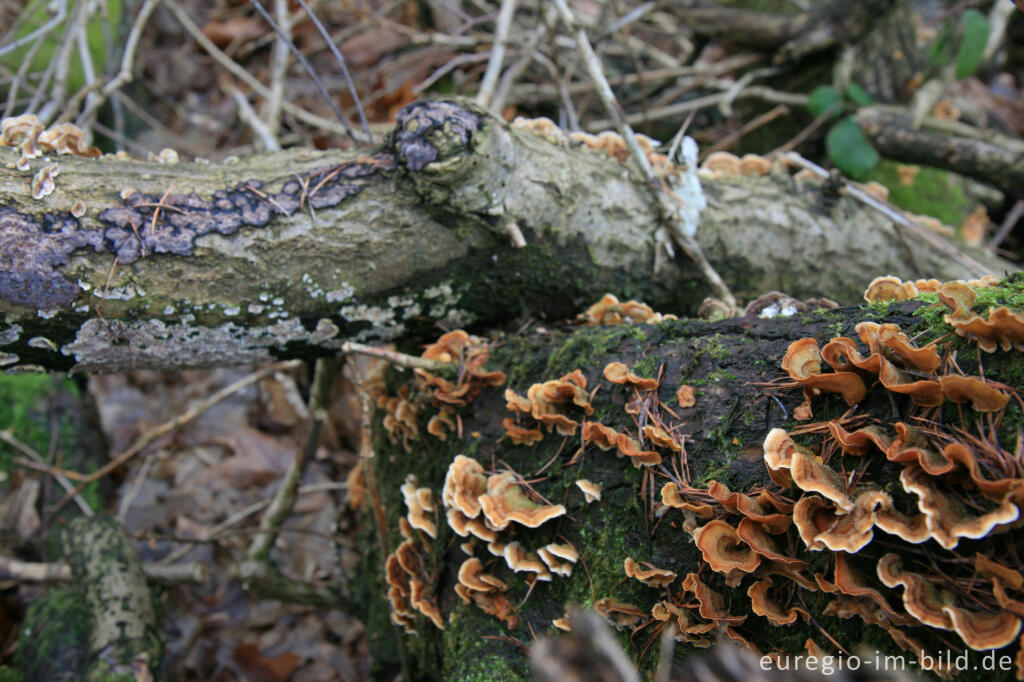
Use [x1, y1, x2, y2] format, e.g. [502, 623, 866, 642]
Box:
[692, 334, 730, 360]
[545, 325, 647, 377]
[0, 668, 20, 682]
[16, 585, 89, 679]
[863, 159, 975, 229]
[0, 374, 65, 472]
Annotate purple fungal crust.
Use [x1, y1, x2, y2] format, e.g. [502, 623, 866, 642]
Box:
[393, 100, 479, 171]
[99, 154, 396, 264]
[0, 153, 396, 309]
[0, 208, 105, 308]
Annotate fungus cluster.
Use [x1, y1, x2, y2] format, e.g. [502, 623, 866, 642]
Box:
[863, 274, 999, 304]
[1, 115, 100, 172]
[512, 116, 703, 186]
[503, 368, 592, 441]
[377, 330, 506, 449]
[578, 293, 677, 326]
[655, 297, 1024, 674]
[698, 151, 774, 179]
[385, 453, 572, 631]
[779, 319, 1012, 418]
[696, 291, 839, 322]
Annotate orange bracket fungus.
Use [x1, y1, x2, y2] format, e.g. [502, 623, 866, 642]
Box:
[603, 361, 659, 391]
[623, 557, 677, 588]
[478, 473, 566, 530]
[575, 479, 602, 503]
[400, 475, 437, 539]
[780, 337, 867, 405]
[691, 520, 761, 576]
[579, 293, 677, 325]
[746, 577, 808, 626]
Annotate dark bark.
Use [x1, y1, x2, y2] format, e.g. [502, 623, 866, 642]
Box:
[0, 98, 1009, 373]
[856, 107, 1024, 193]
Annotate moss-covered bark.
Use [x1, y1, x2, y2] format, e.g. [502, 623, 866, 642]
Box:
[359, 278, 1024, 681]
[1, 98, 1008, 373]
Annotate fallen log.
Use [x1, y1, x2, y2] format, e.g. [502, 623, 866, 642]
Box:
[0, 98, 1008, 373]
[355, 281, 1024, 680]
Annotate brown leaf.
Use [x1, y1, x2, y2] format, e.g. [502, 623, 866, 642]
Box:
[233, 643, 301, 682]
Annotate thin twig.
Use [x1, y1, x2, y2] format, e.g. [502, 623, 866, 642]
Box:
[262, 0, 290, 140]
[52, 360, 303, 515]
[249, 0, 360, 144]
[0, 553, 205, 584]
[226, 80, 281, 151]
[157, 482, 347, 565]
[476, 0, 517, 109]
[294, 0, 372, 143]
[341, 341, 451, 371]
[988, 199, 1024, 252]
[552, 0, 735, 305]
[161, 0, 365, 141]
[246, 357, 336, 563]
[0, 0, 68, 59]
[783, 151, 994, 276]
[490, 5, 556, 112]
[701, 104, 789, 161]
[1, 428, 92, 516]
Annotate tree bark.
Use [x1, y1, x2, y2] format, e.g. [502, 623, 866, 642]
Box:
[856, 106, 1024, 192]
[0, 98, 1009, 373]
[358, 295, 1024, 681]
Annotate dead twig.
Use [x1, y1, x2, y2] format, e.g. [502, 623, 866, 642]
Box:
[551, 0, 735, 306]
[0, 553, 205, 584]
[476, 0, 517, 109]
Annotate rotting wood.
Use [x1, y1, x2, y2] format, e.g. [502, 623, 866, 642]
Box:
[0, 97, 1010, 373]
[359, 292, 1024, 681]
[60, 514, 162, 679]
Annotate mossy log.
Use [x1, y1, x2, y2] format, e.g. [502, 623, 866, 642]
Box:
[1, 98, 1009, 373]
[17, 515, 161, 681]
[358, 283, 1024, 682]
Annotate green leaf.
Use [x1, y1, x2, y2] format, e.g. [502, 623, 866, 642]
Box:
[826, 117, 879, 179]
[845, 82, 873, 106]
[955, 9, 989, 79]
[807, 85, 843, 118]
[928, 18, 955, 67]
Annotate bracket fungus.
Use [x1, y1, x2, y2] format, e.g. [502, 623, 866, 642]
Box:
[593, 598, 646, 630]
[477, 473, 566, 530]
[458, 557, 508, 593]
[505, 369, 593, 438]
[579, 293, 676, 325]
[623, 557, 677, 588]
[30, 164, 59, 200]
[746, 577, 808, 626]
[538, 543, 578, 578]
[36, 122, 101, 158]
[603, 361, 659, 391]
[442, 454, 488, 518]
[691, 520, 761, 576]
[401, 475, 437, 539]
[780, 338, 867, 406]
[503, 542, 552, 581]
[575, 479, 602, 503]
[385, 539, 443, 632]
